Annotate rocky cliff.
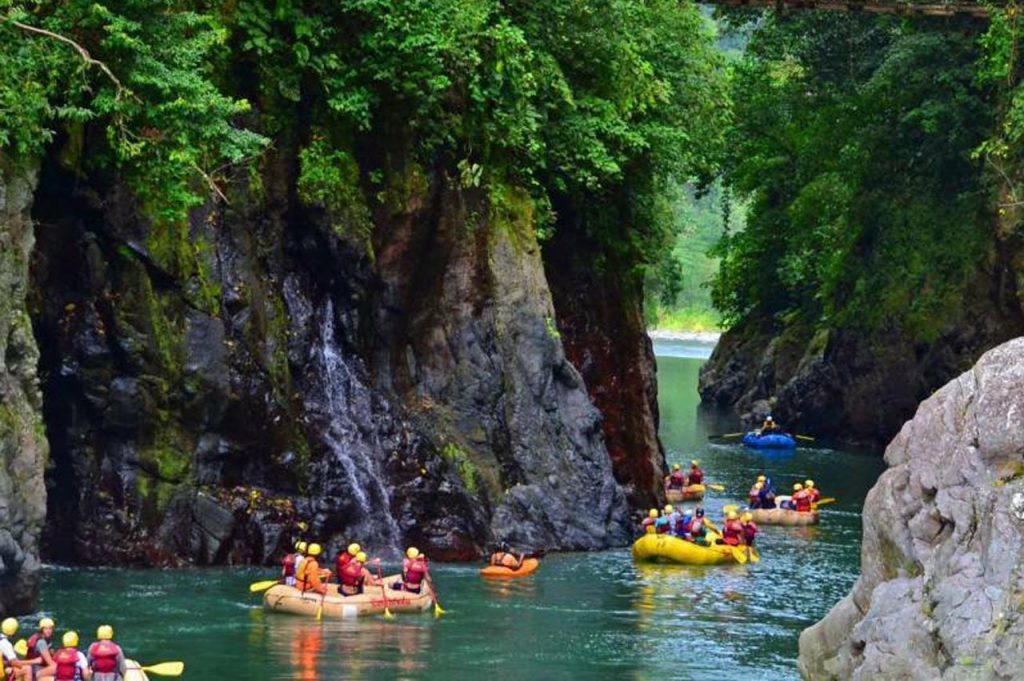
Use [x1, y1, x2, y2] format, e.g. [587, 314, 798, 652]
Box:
[798, 337, 1024, 679]
[25, 136, 633, 568]
[0, 154, 48, 613]
[699, 240, 1024, 446]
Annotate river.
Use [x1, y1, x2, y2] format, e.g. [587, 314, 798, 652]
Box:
[33, 338, 885, 679]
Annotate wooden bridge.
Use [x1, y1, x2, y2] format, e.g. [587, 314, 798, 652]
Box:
[699, 1, 1000, 18]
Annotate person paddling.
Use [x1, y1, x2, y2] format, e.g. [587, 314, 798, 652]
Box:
[1, 618, 21, 680]
[805, 479, 821, 504]
[297, 543, 328, 595]
[339, 552, 375, 596]
[758, 478, 777, 509]
[335, 543, 360, 582]
[641, 509, 658, 534]
[748, 482, 763, 509]
[86, 626, 125, 681]
[719, 511, 744, 546]
[51, 631, 90, 681]
[283, 541, 306, 587]
[687, 459, 704, 485]
[490, 543, 525, 570]
[394, 547, 429, 593]
[690, 508, 709, 545]
[741, 513, 759, 547]
[25, 618, 57, 679]
[665, 464, 686, 491]
[760, 415, 782, 434]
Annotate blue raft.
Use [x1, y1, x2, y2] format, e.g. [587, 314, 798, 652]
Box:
[742, 432, 797, 449]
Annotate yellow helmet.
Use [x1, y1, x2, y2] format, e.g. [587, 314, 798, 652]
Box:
[97, 625, 114, 641]
[741, 513, 753, 523]
[356, 551, 367, 563]
[756, 475, 766, 482]
[1, 618, 17, 637]
[39, 618, 55, 630]
[648, 508, 659, 519]
[307, 543, 322, 557]
[727, 510, 738, 520]
[805, 479, 815, 488]
[691, 459, 700, 466]
[62, 631, 79, 648]
[347, 543, 361, 556]
[296, 542, 308, 554]
[673, 464, 681, 471]
[793, 483, 803, 491]
[664, 504, 674, 514]
[406, 547, 420, 559]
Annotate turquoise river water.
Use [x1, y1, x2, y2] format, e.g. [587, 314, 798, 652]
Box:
[26, 338, 885, 679]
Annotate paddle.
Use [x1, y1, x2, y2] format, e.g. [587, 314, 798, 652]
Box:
[708, 432, 744, 441]
[315, 587, 328, 621]
[249, 579, 279, 593]
[706, 483, 726, 492]
[747, 546, 760, 563]
[140, 662, 186, 677]
[425, 572, 445, 618]
[729, 545, 748, 564]
[374, 562, 395, 620]
[813, 497, 837, 508]
[795, 435, 815, 442]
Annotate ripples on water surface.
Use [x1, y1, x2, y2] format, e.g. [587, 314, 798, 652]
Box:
[35, 338, 885, 679]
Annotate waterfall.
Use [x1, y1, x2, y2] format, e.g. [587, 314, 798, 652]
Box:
[310, 300, 402, 556]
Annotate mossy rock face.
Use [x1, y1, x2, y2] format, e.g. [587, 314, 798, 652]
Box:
[0, 154, 47, 614]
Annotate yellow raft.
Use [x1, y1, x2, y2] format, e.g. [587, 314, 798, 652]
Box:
[632, 532, 744, 566]
[125, 660, 149, 681]
[750, 508, 819, 526]
[264, 577, 434, 618]
[665, 484, 705, 503]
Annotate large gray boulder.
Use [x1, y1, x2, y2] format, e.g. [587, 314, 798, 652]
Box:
[0, 154, 47, 613]
[799, 337, 1024, 679]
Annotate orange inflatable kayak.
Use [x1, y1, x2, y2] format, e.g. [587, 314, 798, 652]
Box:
[480, 557, 540, 578]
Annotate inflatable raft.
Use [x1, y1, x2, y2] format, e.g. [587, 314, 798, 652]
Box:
[665, 484, 705, 503]
[749, 508, 819, 526]
[632, 533, 744, 566]
[742, 432, 797, 449]
[125, 660, 149, 681]
[263, 579, 434, 618]
[480, 557, 540, 578]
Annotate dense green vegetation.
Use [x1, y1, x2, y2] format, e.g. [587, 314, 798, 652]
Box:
[710, 10, 1022, 341]
[1, 0, 729, 277]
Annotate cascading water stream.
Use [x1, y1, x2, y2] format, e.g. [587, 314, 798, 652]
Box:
[309, 300, 402, 556]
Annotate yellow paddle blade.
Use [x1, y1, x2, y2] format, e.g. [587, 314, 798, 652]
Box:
[384, 608, 394, 620]
[707, 484, 726, 492]
[315, 604, 323, 621]
[815, 497, 836, 506]
[748, 547, 760, 563]
[731, 546, 748, 564]
[14, 639, 27, 657]
[249, 579, 278, 593]
[795, 435, 815, 442]
[141, 662, 185, 676]
[434, 602, 445, 617]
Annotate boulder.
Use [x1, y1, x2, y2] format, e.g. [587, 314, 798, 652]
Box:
[799, 337, 1024, 679]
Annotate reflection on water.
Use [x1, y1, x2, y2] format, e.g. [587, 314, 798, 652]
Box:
[32, 338, 886, 679]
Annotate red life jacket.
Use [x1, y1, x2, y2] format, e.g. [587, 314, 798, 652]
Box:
[341, 560, 365, 588]
[26, 633, 48, 662]
[808, 488, 821, 503]
[87, 641, 121, 674]
[688, 468, 704, 484]
[668, 471, 685, 489]
[722, 519, 743, 546]
[54, 647, 80, 681]
[742, 522, 758, 544]
[282, 553, 296, 578]
[405, 558, 427, 586]
[335, 552, 352, 578]
[794, 490, 812, 512]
